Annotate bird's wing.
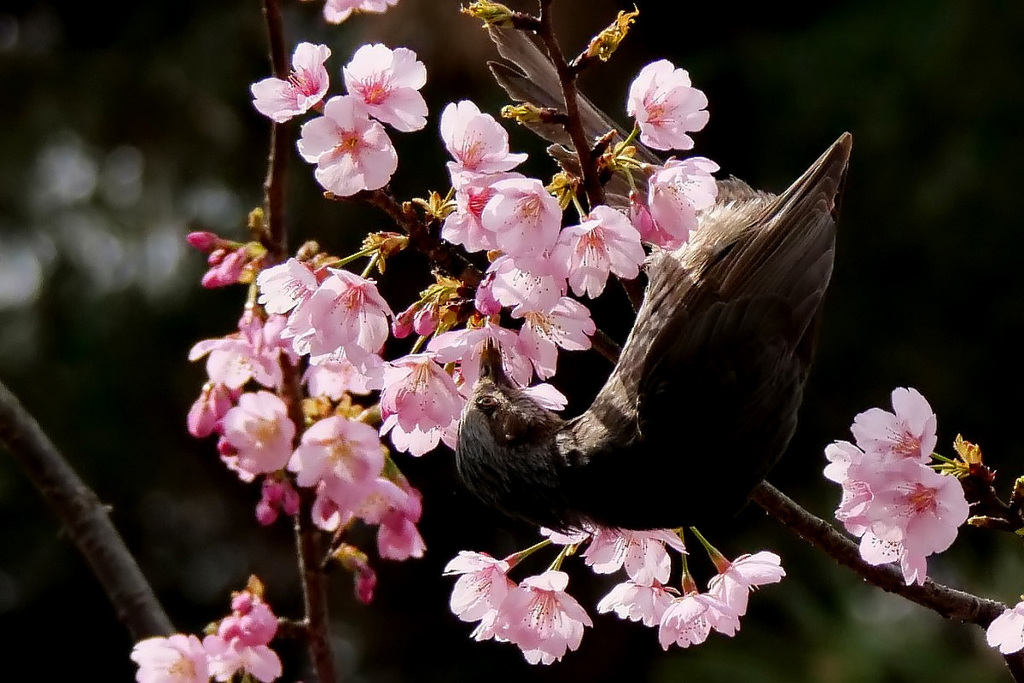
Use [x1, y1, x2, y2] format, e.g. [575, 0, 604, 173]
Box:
[574, 134, 851, 470]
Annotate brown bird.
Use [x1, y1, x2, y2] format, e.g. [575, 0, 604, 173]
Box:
[453, 25, 852, 532]
[456, 134, 852, 532]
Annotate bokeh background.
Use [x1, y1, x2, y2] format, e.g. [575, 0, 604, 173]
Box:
[2, 0, 1023, 680]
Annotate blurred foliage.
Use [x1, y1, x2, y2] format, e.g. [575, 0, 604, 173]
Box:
[1, 0, 1023, 680]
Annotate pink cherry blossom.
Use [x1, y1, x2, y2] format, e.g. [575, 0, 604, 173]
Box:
[628, 190, 659, 245]
[658, 591, 739, 649]
[288, 415, 384, 512]
[380, 353, 465, 456]
[187, 382, 233, 438]
[647, 156, 719, 248]
[284, 268, 392, 361]
[441, 172, 522, 253]
[297, 95, 398, 197]
[256, 258, 318, 316]
[540, 526, 593, 546]
[444, 551, 514, 622]
[323, 0, 398, 24]
[202, 247, 247, 288]
[521, 383, 568, 411]
[344, 44, 427, 132]
[377, 484, 426, 560]
[517, 297, 595, 380]
[130, 634, 209, 683]
[706, 551, 785, 616]
[250, 42, 331, 123]
[597, 580, 674, 627]
[851, 387, 937, 463]
[554, 205, 646, 298]
[189, 313, 292, 390]
[480, 177, 562, 257]
[428, 323, 533, 390]
[987, 601, 1024, 654]
[221, 391, 295, 478]
[303, 357, 382, 399]
[487, 253, 568, 316]
[627, 59, 709, 151]
[582, 527, 685, 585]
[218, 592, 278, 648]
[865, 458, 969, 585]
[440, 100, 527, 183]
[203, 636, 281, 683]
[498, 570, 593, 665]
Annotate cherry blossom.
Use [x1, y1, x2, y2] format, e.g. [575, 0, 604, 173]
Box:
[444, 551, 514, 622]
[851, 386, 937, 463]
[130, 634, 209, 683]
[987, 600, 1024, 655]
[428, 323, 533, 389]
[487, 253, 568, 317]
[627, 59, 709, 151]
[221, 391, 295, 478]
[250, 42, 331, 123]
[597, 580, 674, 627]
[658, 591, 739, 649]
[344, 44, 427, 132]
[323, 0, 399, 24]
[380, 353, 465, 456]
[517, 297, 595, 380]
[480, 177, 563, 257]
[582, 527, 685, 585]
[521, 383, 569, 411]
[647, 156, 719, 248]
[706, 551, 785, 616]
[553, 205, 646, 298]
[203, 588, 282, 682]
[188, 313, 293, 390]
[256, 258, 318, 316]
[288, 415, 385, 513]
[498, 570, 593, 665]
[441, 172, 521, 253]
[440, 100, 527, 183]
[377, 485, 426, 560]
[303, 357, 383, 399]
[297, 95, 398, 196]
[283, 268, 392, 361]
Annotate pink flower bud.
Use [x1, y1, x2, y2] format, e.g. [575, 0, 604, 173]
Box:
[255, 500, 278, 526]
[186, 231, 221, 252]
[202, 247, 248, 288]
[392, 307, 416, 339]
[412, 306, 437, 336]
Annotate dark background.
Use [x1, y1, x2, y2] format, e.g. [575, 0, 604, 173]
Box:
[1, 0, 1023, 680]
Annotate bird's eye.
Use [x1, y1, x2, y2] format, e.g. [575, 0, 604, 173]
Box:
[475, 395, 499, 412]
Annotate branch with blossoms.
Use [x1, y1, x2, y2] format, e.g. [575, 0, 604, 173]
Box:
[7, 0, 1024, 681]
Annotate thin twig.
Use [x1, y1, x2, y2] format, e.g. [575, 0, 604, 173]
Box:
[0, 378, 174, 640]
[535, 0, 605, 210]
[260, 1, 337, 679]
[752, 481, 1024, 681]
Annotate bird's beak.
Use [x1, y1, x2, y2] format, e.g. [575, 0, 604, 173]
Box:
[478, 337, 506, 382]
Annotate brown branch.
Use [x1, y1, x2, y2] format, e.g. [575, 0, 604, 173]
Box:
[0, 378, 174, 640]
[535, 0, 605, 210]
[752, 481, 1024, 680]
[260, 1, 337, 679]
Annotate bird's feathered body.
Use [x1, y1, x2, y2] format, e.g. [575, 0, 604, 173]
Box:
[454, 26, 852, 532]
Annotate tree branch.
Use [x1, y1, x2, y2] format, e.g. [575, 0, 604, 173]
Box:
[260, 1, 337, 679]
[0, 378, 174, 640]
[535, 0, 605, 210]
[752, 481, 1024, 680]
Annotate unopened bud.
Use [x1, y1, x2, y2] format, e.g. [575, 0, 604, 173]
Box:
[584, 8, 639, 63]
[296, 240, 321, 261]
[461, 1, 514, 26]
[501, 103, 559, 126]
[186, 231, 221, 252]
[546, 172, 579, 210]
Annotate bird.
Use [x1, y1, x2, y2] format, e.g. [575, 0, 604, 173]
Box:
[453, 26, 852, 533]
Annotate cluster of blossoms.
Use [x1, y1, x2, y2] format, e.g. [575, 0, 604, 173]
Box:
[825, 387, 970, 585]
[444, 526, 784, 664]
[131, 578, 282, 683]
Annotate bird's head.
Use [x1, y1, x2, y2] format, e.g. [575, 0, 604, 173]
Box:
[458, 338, 563, 454]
